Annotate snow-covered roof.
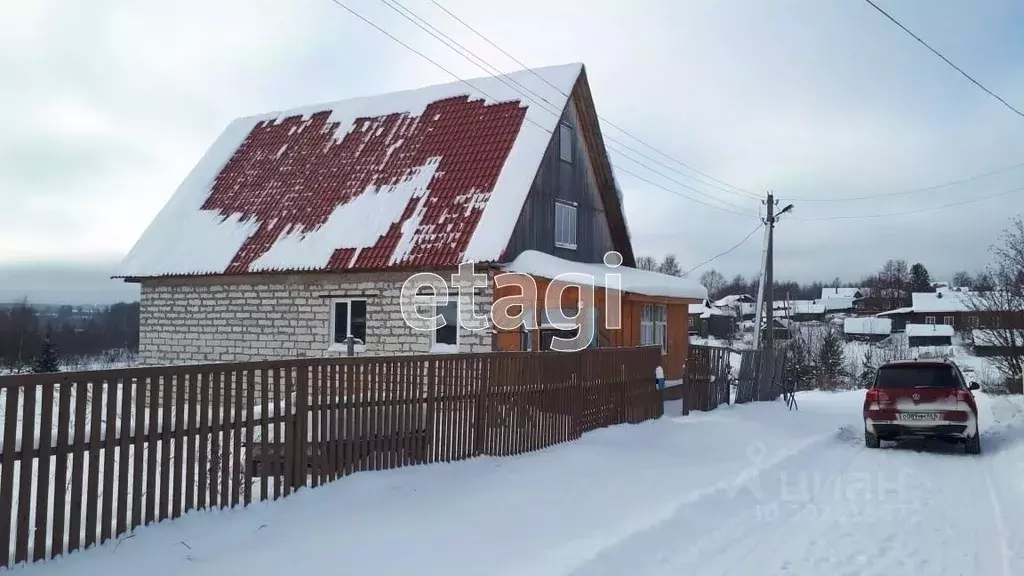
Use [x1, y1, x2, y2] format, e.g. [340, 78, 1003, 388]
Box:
[843, 317, 892, 335]
[911, 291, 971, 313]
[501, 250, 707, 300]
[876, 307, 913, 316]
[906, 323, 954, 338]
[115, 63, 590, 278]
[713, 294, 754, 307]
[688, 300, 731, 318]
[788, 301, 825, 315]
[821, 296, 854, 311]
[971, 329, 1024, 347]
[820, 287, 863, 299]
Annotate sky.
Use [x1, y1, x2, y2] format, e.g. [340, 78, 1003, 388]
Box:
[2, 0, 1024, 303]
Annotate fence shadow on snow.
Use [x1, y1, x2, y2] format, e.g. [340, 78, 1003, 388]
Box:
[0, 346, 662, 568]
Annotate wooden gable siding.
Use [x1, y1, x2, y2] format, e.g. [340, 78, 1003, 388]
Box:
[502, 83, 620, 265]
[492, 276, 694, 379]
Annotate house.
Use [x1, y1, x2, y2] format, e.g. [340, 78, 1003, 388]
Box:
[854, 287, 909, 314]
[687, 300, 735, 339]
[875, 291, 1024, 331]
[713, 294, 755, 320]
[818, 288, 861, 314]
[114, 63, 707, 375]
[843, 317, 892, 342]
[906, 323, 953, 347]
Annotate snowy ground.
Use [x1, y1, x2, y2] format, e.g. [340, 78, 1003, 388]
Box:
[11, 390, 1024, 576]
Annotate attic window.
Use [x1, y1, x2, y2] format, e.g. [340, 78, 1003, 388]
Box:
[554, 201, 577, 250]
[559, 123, 573, 163]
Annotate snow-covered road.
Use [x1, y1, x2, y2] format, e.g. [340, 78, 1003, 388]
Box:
[15, 391, 1024, 576]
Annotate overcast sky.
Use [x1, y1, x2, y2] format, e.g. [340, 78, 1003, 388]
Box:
[3, 0, 1024, 302]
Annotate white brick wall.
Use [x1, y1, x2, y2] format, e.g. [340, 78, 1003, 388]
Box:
[138, 269, 494, 366]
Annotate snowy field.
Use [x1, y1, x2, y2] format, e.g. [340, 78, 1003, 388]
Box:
[11, 389, 1024, 576]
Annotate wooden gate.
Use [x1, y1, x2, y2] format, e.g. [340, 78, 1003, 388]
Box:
[682, 345, 731, 415]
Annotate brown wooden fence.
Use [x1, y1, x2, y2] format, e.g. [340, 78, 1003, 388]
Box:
[0, 346, 661, 568]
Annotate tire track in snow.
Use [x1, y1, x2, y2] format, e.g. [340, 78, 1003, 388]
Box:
[982, 459, 1013, 576]
[559, 430, 860, 576]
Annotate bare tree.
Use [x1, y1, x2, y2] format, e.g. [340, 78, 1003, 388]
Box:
[952, 270, 973, 289]
[699, 268, 727, 299]
[657, 254, 682, 277]
[635, 255, 658, 271]
[967, 218, 1024, 392]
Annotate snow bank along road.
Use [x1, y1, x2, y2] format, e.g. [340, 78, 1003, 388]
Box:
[14, 391, 1024, 576]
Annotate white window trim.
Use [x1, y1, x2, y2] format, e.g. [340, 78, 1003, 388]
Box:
[328, 298, 367, 353]
[943, 316, 955, 327]
[554, 201, 578, 250]
[431, 298, 460, 352]
[925, 316, 936, 325]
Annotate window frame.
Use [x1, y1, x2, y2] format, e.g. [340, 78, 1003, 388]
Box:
[640, 304, 668, 355]
[329, 298, 368, 352]
[968, 315, 979, 328]
[431, 298, 460, 349]
[554, 201, 578, 250]
[925, 316, 936, 325]
[559, 123, 573, 163]
[943, 315, 955, 327]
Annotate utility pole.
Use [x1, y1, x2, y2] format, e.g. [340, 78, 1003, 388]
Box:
[752, 191, 794, 352]
[764, 192, 776, 353]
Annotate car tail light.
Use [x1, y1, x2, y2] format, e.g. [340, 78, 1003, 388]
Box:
[956, 389, 976, 409]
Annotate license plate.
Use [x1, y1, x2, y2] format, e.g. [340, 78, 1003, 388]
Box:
[898, 412, 940, 421]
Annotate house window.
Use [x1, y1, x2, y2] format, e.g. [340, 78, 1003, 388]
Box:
[994, 316, 1001, 328]
[641, 304, 667, 354]
[433, 300, 459, 348]
[943, 316, 955, 327]
[554, 201, 577, 250]
[925, 316, 936, 325]
[332, 299, 367, 346]
[968, 316, 979, 328]
[687, 316, 695, 329]
[559, 123, 573, 162]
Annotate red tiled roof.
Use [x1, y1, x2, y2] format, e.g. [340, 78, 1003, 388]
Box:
[115, 64, 584, 278]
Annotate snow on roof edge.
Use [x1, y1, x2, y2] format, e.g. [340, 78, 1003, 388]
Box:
[906, 323, 954, 337]
[501, 250, 707, 300]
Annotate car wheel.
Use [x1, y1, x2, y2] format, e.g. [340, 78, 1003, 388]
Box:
[865, 429, 880, 449]
[965, 431, 981, 455]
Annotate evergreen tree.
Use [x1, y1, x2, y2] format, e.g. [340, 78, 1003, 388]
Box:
[815, 327, 846, 388]
[32, 337, 60, 374]
[908, 263, 934, 293]
[858, 346, 878, 389]
[783, 333, 814, 392]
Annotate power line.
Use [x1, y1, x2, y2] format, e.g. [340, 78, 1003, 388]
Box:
[325, 0, 760, 218]
[779, 159, 1024, 202]
[683, 222, 764, 275]
[376, 0, 759, 214]
[376, 0, 756, 214]
[861, 0, 1024, 119]
[424, 0, 760, 200]
[790, 183, 1024, 220]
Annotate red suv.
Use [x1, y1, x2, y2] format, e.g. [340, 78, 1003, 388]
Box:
[863, 359, 981, 454]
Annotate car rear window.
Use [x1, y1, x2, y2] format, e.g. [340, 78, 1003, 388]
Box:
[874, 365, 960, 388]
